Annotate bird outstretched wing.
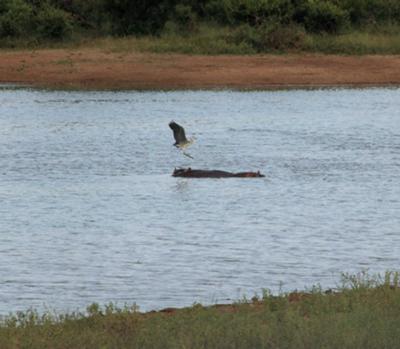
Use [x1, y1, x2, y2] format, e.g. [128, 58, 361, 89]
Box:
[169, 121, 188, 145]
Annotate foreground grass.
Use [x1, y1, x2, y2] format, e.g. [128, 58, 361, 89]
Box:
[1, 272, 400, 349]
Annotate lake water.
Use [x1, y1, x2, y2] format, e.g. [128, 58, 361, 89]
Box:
[0, 86, 399, 314]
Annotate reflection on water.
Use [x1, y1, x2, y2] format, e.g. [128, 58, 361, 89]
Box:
[0, 87, 399, 314]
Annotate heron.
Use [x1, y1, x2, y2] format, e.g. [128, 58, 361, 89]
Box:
[169, 121, 195, 159]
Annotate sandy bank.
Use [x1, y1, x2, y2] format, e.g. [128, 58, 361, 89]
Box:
[1, 49, 400, 90]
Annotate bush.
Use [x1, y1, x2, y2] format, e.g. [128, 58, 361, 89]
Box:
[103, 0, 176, 35]
[35, 4, 73, 39]
[229, 21, 306, 51]
[56, 0, 109, 32]
[228, 23, 261, 47]
[342, 0, 400, 25]
[259, 21, 306, 49]
[0, 0, 33, 38]
[302, 0, 349, 33]
[205, 0, 296, 26]
[172, 4, 198, 32]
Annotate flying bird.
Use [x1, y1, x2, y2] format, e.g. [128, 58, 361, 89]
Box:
[169, 121, 194, 159]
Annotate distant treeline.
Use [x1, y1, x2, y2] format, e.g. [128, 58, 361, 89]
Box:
[1, 0, 400, 41]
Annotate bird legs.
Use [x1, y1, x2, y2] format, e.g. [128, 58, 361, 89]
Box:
[182, 151, 194, 159]
[177, 138, 195, 159]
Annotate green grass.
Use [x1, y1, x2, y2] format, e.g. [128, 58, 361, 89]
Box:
[79, 22, 400, 55]
[1, 271, 400, 349]
[305, 27, 400, 54]
[2, 22, 400, 55]
[67, 25, 256, 55]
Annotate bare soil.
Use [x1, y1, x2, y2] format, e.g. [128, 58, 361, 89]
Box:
[1, 49, 400, 89]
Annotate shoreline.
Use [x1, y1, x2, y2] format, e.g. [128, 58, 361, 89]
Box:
[1, 49, 400, 90]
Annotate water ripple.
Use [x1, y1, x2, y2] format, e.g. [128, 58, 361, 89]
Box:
[0, 88, 399, 313]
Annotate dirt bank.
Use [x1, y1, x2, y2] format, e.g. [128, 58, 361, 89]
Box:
[1, 49, 400, 89]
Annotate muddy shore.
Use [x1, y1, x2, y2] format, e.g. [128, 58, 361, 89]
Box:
[1, 49, 400, 90]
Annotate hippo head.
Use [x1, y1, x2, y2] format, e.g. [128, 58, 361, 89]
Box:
[172, 168, 192, 177]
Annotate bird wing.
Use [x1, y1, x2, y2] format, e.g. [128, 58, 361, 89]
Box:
[169, 121, 188, 144]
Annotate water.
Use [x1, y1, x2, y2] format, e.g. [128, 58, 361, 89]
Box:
[0, 86, 399, 314]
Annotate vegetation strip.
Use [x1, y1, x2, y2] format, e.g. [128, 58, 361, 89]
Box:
[1, 272, 400, 348]
[1, 0, 400, 54]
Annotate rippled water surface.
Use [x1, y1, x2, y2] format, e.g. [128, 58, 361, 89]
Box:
[0, 86, 399, 314]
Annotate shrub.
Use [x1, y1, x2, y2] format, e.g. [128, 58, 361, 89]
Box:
[103, 0, 176, 35]
[56, 0, 110, 32]
[259, 21, 306, 49]
[342, 0, 400, 25]
[172, 4, 198, 32]
[35, 4, 73, 39]
[203, 0, 227, 24]
[302, 0, 349, 33]
[0, 0, 33, 38]
[228, 23, 261, 47]
[229, 21, 306, 51]
[205, 0, 296, 26]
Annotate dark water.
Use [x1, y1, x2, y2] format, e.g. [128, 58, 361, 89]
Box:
[0, 86, 399, 314]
